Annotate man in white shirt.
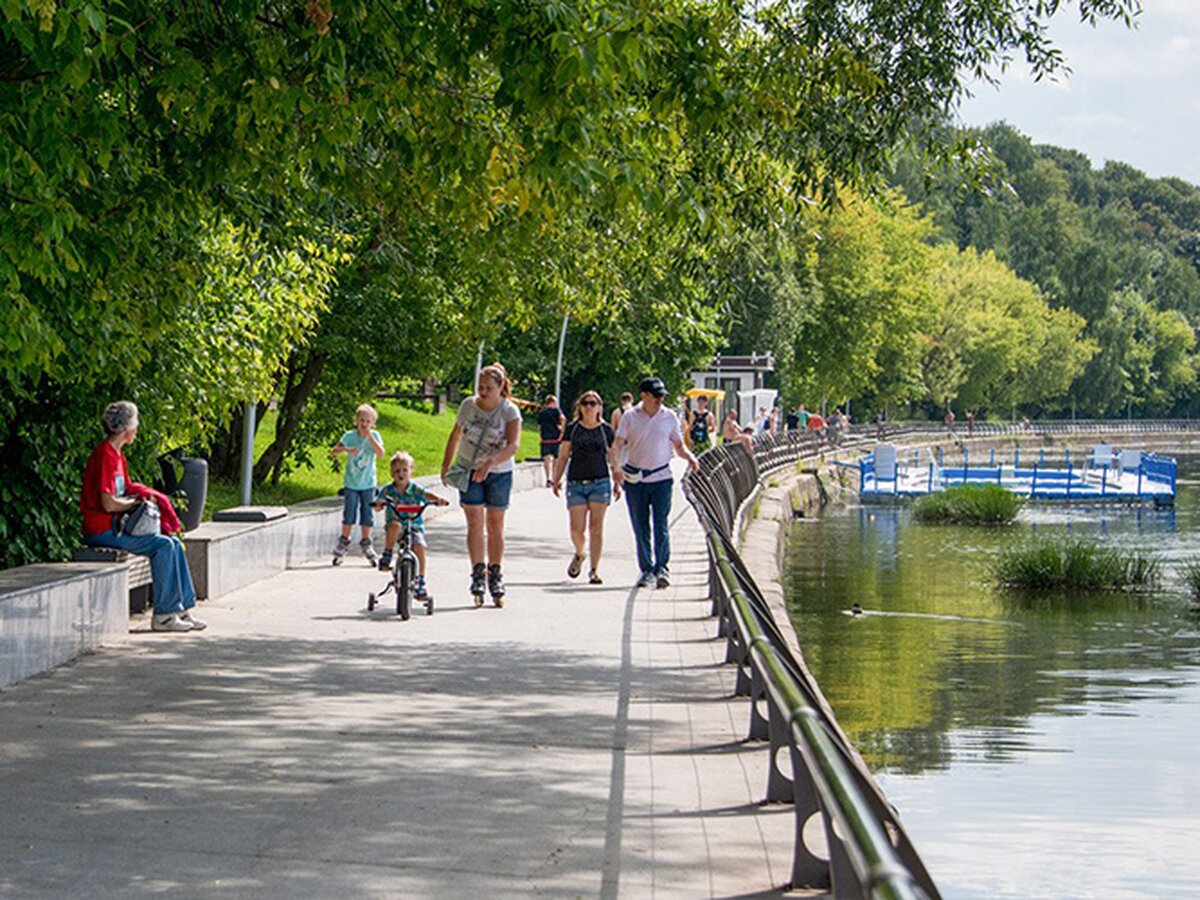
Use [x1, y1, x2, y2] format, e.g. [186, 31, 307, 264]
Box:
[611, 377, 700, 588]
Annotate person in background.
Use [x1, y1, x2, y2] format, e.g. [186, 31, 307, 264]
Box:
[331, 403, 386, 565]
[611, 392, 634, 432]
[80, 401, 202, 633]
[537, 395, 565, 488]
[722, 409, 754, 451]
[785, 406, 801, 432]
[966, 410, 975, 437]
[552, 390, 617, 585]
[611, 377, 699, 589]
[807, 410, 826, 440]
[686, 394, 715, 453]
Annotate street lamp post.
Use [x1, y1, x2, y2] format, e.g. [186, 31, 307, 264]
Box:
[555, 313, 569, 404]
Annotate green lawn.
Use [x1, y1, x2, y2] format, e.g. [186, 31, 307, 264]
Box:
[204, 399, 544, 518]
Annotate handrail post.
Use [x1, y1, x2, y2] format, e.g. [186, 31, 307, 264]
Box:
[748, 660, 770, 741]
[766, 692, 795, 803]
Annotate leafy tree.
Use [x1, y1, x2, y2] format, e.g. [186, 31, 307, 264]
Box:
[924, 245, 1095, 414]
[1, 0, 1144, 563]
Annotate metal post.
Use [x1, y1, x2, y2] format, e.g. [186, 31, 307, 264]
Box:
[474, 340, 485, 392]
[555, 313, 569, 405]
[240, 401, 255, 507]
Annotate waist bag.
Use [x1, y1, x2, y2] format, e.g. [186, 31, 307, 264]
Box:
[621, 462, 669, 485]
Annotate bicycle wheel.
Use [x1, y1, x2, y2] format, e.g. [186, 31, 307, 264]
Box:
[397, 558, 413, 620]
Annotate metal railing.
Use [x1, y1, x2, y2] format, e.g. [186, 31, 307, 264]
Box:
[682, 417, 1200, 896]
[683, 437, 938, 899]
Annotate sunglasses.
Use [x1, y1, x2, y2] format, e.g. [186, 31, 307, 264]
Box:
[580, 399, 600, 406]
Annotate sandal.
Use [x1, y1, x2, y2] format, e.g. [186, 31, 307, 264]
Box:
[567, 553, 585, 578]
[589, 570, 603, 585]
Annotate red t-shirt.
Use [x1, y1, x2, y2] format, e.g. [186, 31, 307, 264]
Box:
[80, 440, 129, 537]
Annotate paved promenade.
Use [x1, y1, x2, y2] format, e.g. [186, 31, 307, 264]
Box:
[0, 469, 801, 897]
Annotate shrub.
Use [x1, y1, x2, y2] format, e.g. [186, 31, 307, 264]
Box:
[993, 541, 1159, 592]
[1180, 561, 1200, 601]
[913, 483, 1024, 525]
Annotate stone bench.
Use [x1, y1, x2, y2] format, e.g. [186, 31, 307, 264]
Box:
[0, 561, 130, 688]
[71, 547, 154, 613]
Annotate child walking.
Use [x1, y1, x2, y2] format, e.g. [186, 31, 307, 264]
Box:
[374, 451, 449, 599]
[332, 403, 386, 565]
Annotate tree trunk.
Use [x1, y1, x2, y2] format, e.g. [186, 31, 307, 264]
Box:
[254, 350, 328, 483]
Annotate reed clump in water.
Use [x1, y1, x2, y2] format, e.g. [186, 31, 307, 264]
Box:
[913, 483, 1024, 525]
[994, 540, 1159, 591]
[1180, 560, 1200, 601]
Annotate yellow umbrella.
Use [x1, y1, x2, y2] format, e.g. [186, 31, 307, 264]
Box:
[685, 388, 724, 400]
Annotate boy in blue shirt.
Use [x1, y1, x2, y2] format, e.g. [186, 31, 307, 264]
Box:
[332, 403, 386, 565]
[374, 451, 449, 598]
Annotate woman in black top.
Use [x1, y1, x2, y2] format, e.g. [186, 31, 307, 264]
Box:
[551, 390, 617, 584]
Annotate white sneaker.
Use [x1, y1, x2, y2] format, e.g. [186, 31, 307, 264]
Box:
[179, 612, 207, 631]
[152, 613, 193, 632]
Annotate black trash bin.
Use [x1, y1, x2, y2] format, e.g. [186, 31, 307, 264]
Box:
[157, 452, 208, 532]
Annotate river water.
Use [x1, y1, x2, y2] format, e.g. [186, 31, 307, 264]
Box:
[784, 454, 1200, 899]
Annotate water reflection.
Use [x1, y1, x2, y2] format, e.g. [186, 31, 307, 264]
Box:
[785, 454, 1200, 897]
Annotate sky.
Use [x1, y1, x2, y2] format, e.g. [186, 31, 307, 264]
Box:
[956, 1, 1200, 186]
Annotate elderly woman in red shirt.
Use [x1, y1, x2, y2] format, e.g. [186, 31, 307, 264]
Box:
[80, 401, 203, 633]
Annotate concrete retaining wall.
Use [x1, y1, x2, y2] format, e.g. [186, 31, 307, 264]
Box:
[0, 562, 129, 688]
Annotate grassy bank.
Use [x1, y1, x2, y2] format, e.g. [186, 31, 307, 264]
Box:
[993, 540, 1159, 592]
[204, 400, 543, 517]
[913, 484, 1023, 525]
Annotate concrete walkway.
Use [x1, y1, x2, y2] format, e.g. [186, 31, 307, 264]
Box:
[0, 469, 800, 898]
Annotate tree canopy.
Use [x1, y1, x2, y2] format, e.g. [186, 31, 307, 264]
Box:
[0, 0, 1142, 565]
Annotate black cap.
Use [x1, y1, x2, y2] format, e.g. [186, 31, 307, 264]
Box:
[638, 377, 667, 397]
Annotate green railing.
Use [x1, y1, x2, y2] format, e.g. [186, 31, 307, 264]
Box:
[683, 436, 937, 899]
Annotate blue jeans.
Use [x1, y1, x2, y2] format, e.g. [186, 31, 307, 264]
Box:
[342, 488, 376, 526]
[85, 529, 197, 616]
[625, 478, 672, 576]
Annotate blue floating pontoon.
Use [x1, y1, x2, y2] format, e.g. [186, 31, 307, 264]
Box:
[856, 443, 1176, 505]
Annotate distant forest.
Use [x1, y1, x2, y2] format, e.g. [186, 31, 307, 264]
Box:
[894, 122, 1200, 418]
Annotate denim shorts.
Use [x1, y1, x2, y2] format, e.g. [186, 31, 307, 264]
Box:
[566, 477, 612, 508]
[391, 529, 426, 548]
[459, 470, 514, 509]
[342, 487, 376, 526]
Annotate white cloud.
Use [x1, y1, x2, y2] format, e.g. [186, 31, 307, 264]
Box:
[957, 3, 1200, 185]
[1060, 111, 1133, 131]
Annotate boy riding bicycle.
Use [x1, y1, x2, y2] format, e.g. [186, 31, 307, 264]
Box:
[373, 451, 449, 599]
